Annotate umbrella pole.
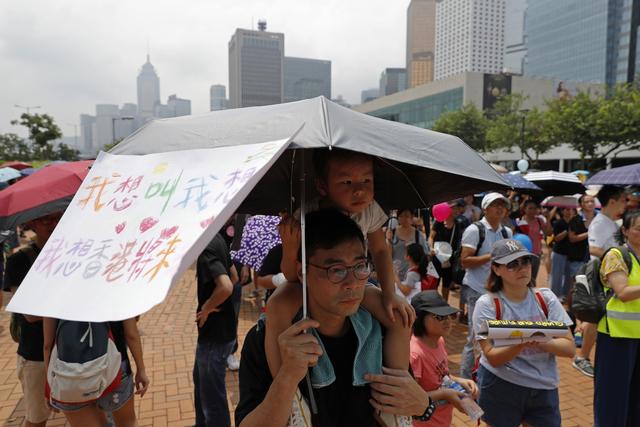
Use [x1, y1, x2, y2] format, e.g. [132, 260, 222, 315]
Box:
[298, 149, 319, 416]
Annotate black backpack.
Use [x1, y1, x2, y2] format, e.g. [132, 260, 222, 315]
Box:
[571, 246, 634, 324]
[452, 221, 509, 284]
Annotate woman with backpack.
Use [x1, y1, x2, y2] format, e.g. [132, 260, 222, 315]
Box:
[43, 318, 149, 427]
[594, 211, 640, 426]
[387, 208, 429, 280]
[472, 239, 575, 427]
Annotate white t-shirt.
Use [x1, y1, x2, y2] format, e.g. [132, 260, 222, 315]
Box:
[397, 269, 421, 303]
[588, 213, 619, 259]
[296, 198, 388, 236]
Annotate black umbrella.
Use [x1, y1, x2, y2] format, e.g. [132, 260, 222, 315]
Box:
[524, 171, 586, 196]
[112, 97, 509, 212]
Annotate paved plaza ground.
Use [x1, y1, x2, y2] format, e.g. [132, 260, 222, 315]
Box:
[1, 263, 595, 426]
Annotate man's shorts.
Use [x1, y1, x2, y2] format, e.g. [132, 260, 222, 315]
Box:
[50, 361, 134, 413]
[16, 355, 51, 424]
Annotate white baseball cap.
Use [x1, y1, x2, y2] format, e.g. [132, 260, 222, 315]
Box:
[481, 192, 510, 210]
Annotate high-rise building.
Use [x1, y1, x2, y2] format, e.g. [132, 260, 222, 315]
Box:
[525, 0, 640, 86]
[283, 57, 331, 102]
[93, 104, 119, 151]
[504, 0, 527, 74]
[136, 55, 161, 119]
[435, 0, 506, 80]
[228, 22, 285, 108]
[379, 68, 407, 97]
[79, 114, 96, 155]
[167, 94, 191, 117]
[210, 85, 228, 111]
[361, 88, 380, 104]
[406, 0, 437, 87]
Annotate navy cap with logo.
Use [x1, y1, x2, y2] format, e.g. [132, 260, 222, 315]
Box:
[411, 290, 459, 316]
[491, 239, 537, 265]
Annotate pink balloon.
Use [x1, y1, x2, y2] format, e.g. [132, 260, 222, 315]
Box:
[432, 202, 452, 222]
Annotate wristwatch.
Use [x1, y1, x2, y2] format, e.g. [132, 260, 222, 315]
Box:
[412, 396, 436, 422]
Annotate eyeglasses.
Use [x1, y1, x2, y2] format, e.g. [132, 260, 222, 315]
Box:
[308, 261, 371, 284]
[431, 313, 457, 321]
[504, 257, 532, 272]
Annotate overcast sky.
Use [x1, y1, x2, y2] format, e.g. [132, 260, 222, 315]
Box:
[0, 0, 407, 137]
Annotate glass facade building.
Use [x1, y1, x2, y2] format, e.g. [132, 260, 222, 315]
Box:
[525, 0, 640, 85]
[365, 87, 463, 129]
[283, 57, 331, 102]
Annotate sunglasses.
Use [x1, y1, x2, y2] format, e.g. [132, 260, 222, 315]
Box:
[431, 313, 457, 322]
[504, 257, 532, 271]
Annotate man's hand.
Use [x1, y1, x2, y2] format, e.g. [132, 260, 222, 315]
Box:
[195, 307, 220, 328]
[277, 318, 323, 385]
[365, 367, 429, 416]
[382, 292, 416, 328]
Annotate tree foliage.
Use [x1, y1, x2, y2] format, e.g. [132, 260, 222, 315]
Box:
[432, 103, 489, 152]
[1, 113, 79, 161]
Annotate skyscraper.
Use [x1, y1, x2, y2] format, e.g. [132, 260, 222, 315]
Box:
[406, 0, 437, 87]
[136, 55, 161, 119]
[210, 85, 228, 111]
[525, 0, 640, 86]
[283, 57, 331, 102]
[504, 0, 527, 74]
[167, 95, 191, 117]
[228, 22, 285, 108]
[435, 0, 506, 80]
[379, 68, 407, 96]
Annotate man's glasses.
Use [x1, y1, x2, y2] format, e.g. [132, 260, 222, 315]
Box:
[308, 261, 371, 284]
[504, 257, 532, 272]
[431, 313, 457, 322]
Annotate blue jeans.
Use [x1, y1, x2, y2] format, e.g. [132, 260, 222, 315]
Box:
[594, 332, 640, 427]
[460, 286, 482, 379]
[477, 365, 561, 427]
[551, 252, 571, 298]
[193, 340, 235, 427]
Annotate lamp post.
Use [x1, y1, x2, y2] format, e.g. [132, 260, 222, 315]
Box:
[14, 104, 41, 114]
[519, 108, 530, 163]
[111, 116, 135, 143]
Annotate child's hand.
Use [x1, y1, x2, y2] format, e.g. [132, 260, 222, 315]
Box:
[456, 378, 478, 400]
[278, 214, 301, 250]
[382, 292, 416, 328]
[439, 388, 467, 413]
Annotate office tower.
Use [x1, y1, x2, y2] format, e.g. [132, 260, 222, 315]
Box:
[228, 21, 285, 108]
[406, 0, 437, 87]
[167, 94, 191, 117]
[525, 0, 640, 86]
[283, 57, 331, 102]
[361, 88, 380, 104]
[79, 114, 96, 155]
[435, 0, 506, 80]
[504, 0, 527, 74]
[136, 54, 161, 118]
[379, 68, 407, 96]
[210, 85, 228, 111]
[93, 104, 119, 150]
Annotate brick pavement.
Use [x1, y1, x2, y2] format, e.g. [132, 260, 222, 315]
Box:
[1, 263, 594, 426]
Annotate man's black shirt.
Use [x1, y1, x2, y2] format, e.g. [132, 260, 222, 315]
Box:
[235, 320, 377, 427]
[196, 233, 235, 344]
[568, 215, 589, 262]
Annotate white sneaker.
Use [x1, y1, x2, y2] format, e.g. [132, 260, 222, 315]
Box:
[227, 354, 240, 371]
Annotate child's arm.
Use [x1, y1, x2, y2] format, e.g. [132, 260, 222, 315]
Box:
[537, 331, 576, 358]
[449, 375, 479, 400]
[478, 339, 531, 367]
[361, 286, 411, 370]
[367, 228, 415, 326]
[278, 215, 301, 282]
[265, 282, 304, 378]
[123, 318, 150, 397]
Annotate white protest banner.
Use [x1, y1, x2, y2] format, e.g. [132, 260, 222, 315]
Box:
[8, 139, 291, 321]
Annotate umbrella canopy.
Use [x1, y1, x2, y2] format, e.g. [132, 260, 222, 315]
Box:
[20, 167, 38, 176]
[0, 161, 32, 170]
[0, 160, 93, 229]
[111, 97, 509, 212]
[524, 171, 586, 196]
[0, 167, 22, 183]
[501, 172, 542, 192]
[541, 195, 601, 209]
[586, 163, 640, 186]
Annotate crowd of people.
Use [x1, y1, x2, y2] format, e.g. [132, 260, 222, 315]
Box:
[1, 147, 639, 427]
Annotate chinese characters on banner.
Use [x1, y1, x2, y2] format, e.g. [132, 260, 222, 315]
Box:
[8, 139, 291, 321]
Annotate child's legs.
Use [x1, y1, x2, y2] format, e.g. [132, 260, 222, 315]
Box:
[440, 267, 452, 302]
[63, 406, 107, 427]
[111, 396, 137, 427]
[550, 252, 567, 298]
[476, 365, 527, 427]
[459, 286, 481, 379]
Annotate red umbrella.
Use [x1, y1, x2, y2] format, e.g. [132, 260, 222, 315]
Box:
[0, 161, 33, 171]
[0, 160, 93, 229]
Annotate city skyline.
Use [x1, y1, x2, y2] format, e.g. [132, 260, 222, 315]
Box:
[0, 0, 406, 136]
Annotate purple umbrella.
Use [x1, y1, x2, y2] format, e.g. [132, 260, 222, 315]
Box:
[586, 164, 640, 186]
[230, 215, 282, 271]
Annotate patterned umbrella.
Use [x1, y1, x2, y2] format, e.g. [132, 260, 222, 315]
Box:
[230, 215, 282, 271]
[585, 164, 640, 186]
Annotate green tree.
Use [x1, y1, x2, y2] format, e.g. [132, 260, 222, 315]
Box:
[432, 103, 489, 152]
[10, 113, 62, 149]
[485, 93, 557, 163]
[0, 133, 32, 161]
[595, 83, 640, 160]
[55, 143, 80, 161]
